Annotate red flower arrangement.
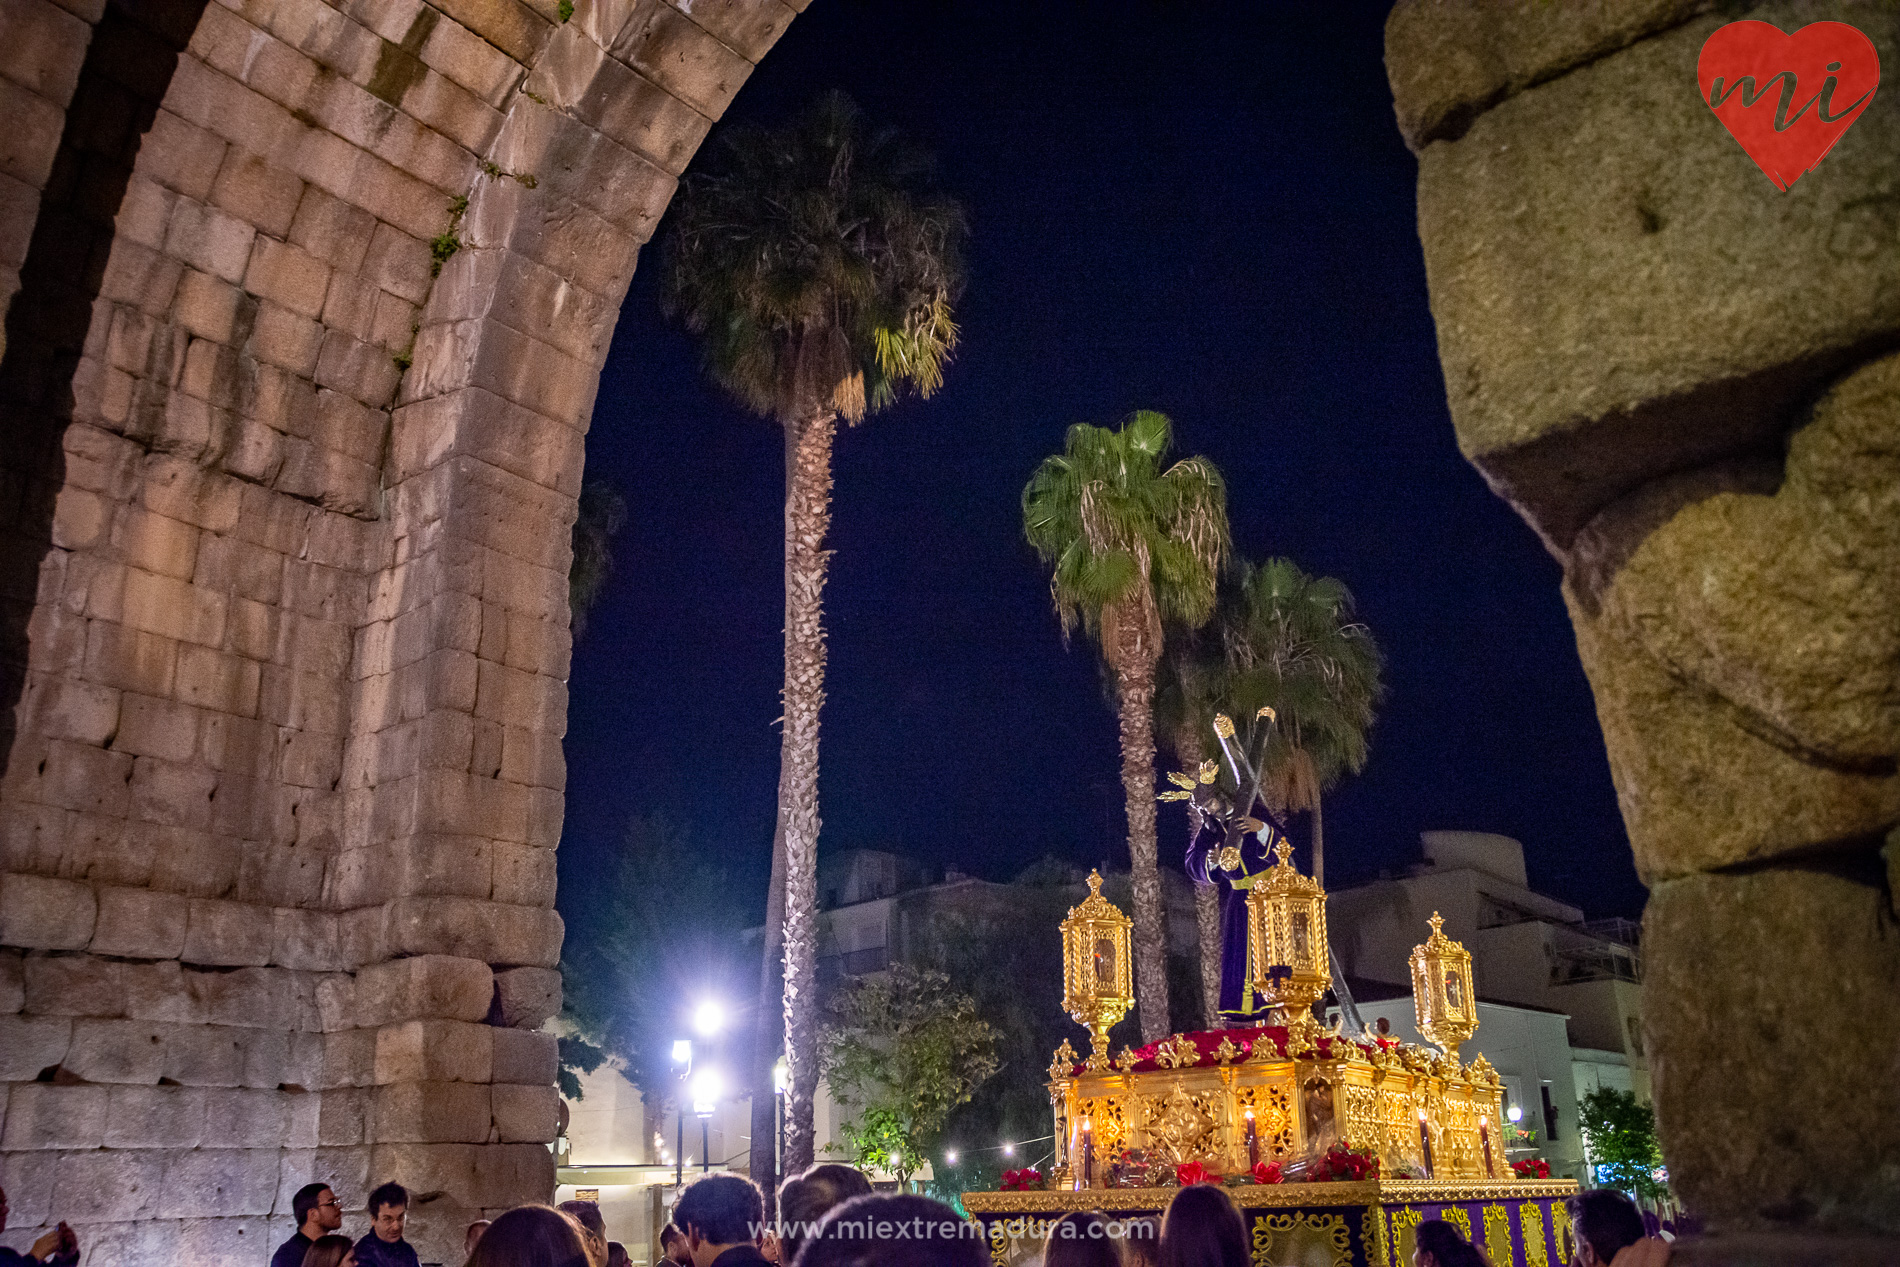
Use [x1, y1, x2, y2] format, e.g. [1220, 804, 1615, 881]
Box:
[1000, 1167, 1047, 1191]
[1175, 1160, 1222, 1187]
[1252, 1161, 1283, 1185]
[1511, 1158, 1551, 1180]
[1305, 1141, 1380, 1183]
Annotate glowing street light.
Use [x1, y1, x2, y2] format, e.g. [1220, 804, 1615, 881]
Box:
[672, 1039, 693, 1066]
[1507, 1105, 1523, 1123]
[944, 1150, 958, 1165]
[1002, 1143, 1014, 1157]
[692, 1000, 726, 1037]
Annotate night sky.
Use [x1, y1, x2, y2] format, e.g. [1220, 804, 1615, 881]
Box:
[557, 0, 1649, 942]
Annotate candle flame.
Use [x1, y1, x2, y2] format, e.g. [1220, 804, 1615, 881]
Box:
[1244, 1107, 1255, 1120]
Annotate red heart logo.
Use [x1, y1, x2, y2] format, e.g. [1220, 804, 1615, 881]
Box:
[1697, 21, 1880, 191]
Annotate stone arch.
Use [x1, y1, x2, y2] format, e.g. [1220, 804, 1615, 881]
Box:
[0, 2, 802, 1261]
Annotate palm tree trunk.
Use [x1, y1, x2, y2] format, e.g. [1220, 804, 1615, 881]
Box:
[1175, 728, 1221, 1030]
[1115, 652, 1171, 1043]
[779, 409, 836, 1176]
[751, 811, 787, 1211]
[1310, 792, 1323, 890]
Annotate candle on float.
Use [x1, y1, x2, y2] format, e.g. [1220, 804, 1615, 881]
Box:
[1418, 1108, 1435, 1178]
[1478, 1115, 1496, 1179]
[1081, 1116, 1094, 1189]
[1245, 1106, 1259, 1167]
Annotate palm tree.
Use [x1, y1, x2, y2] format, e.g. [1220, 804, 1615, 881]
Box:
[663, 91, 966, 1179]
[1154, 624, 1227, 1029]
[1224, 559, 1383, 888]
[1023, 411, 1230, 1042]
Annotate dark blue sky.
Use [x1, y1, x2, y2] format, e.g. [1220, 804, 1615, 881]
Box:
[557, 0, 1648, 932]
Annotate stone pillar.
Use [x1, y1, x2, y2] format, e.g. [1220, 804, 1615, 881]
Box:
[1387, 0, 1900, 1243]
[0, 1, 801, 1263]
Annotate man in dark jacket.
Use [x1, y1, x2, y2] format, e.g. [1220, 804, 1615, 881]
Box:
[273, 1183, 343, 1267]
[353, 1182, 420, 1267]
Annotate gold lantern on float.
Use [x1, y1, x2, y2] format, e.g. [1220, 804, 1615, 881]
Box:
[1060, 870, 1133, 1066]
[1411, 911, 1478, 1059]
[1247, 841, 1331, 1025]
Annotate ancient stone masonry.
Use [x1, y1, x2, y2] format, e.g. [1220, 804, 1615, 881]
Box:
[0, 1, 802, 1262]
[1388, 0, 1900, 1245]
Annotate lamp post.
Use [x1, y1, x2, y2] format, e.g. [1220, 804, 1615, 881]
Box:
[672, 1039, 693, 1189]
[773, 1058, 788, 1180]
[692, 1067, 721, 1176]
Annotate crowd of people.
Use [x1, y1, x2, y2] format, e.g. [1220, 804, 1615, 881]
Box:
[242, 1164, 1673, 1267]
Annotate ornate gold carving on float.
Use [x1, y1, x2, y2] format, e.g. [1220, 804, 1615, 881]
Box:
[1521, 1202, 1549, 1267]
[1059, 870, 1134, 1065]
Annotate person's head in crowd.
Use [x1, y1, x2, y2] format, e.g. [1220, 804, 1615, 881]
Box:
[799, 1164, 874, 1203]
[1413, 1219, 1485, 1267]
[1158, 1184, 1246, 1267]
[796, 1194, 987, 1267]
[659, 1222, 693, 1266]
[295, 1184, 345, 1240]
[367, 1183, 410, 1244]
[1567, 1190, 1647, 1267]
[303, 1234, 358, 1267]
[465, 1220, 492, 1258]
[1042, 1210, 1121, 1267]
[672, 1173, 765, 1266]
[607, 1241, 631, 1267]
[1, 1185, 82, 1264]
[559, 1199, 609, 1267]
[466, 1205, 591, 1267]
[777, 1164, 872, 1265]
[1118, 1220, 1159, 1267]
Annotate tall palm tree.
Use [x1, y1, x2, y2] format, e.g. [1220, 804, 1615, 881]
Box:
[663, 91, 966, 1179]
[1154, 624, 1227, 1029]
[1023, 411, 1229, 1042]
[1224, 559, 1384, 888]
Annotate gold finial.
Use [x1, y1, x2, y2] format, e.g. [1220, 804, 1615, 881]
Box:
[1213, 713, 1235, 739]
[1272, 840, 1293, 867]
[1257, 706, 1276, 722]
[1429, 911, 1445, 937]
[1087, 870, 1104, 896]
[1197, 759, 1218, 785]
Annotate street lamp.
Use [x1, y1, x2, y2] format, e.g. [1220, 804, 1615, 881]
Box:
[692, 1068, 722, 1175]
[672, 1039, 694, 1188]
[945, 1150, 958, 1166]
[772, 1058, 789, 1180]
[693, 1000, 725, 1037]
[1507, 1105, 1523, 1123]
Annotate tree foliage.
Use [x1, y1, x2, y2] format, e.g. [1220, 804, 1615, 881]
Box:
[568, 478, 627, 640]
[662, 90, 966, 426]
[1022, 411, 1229, 662]
[820, 965, 999, 1188]
[1222, 558, 1383, 883]
[1577, 1087, 1666, 1199]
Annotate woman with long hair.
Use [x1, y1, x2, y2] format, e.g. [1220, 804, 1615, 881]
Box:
[1414, 1219, 1488, 1267]
[465, 1205, 592, 1267]
[1157, 1185, 1246, 1267]
[301, 1235, 356, 1267]
[1042, 1210, 1121, 1267]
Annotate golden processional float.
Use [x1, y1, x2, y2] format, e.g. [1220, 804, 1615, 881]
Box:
[962, 715, 1576, 1267]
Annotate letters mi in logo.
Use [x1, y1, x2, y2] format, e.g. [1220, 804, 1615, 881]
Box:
[1698, 21, 1880, 190]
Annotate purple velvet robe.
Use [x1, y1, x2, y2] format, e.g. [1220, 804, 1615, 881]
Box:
[1184, 810, 1283, 1022]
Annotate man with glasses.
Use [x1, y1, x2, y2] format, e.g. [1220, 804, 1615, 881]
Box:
[273, 1184, 343, 1267]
